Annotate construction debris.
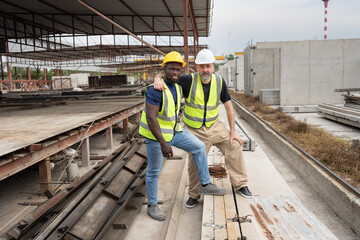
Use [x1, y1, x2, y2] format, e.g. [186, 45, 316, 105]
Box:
[208, 165, 227, 178]
[1, 139, 147, 240]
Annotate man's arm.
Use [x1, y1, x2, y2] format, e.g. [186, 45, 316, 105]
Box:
[154, 73, 166, 90]
[223, 100, 243, 146]
[146, 102, 174, 157]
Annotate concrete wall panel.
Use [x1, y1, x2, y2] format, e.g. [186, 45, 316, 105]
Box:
[343, 39, 360, 89]
[280, 41, 310, 105]
[235, 55, 244, 91]
[309, 40, 344, 104]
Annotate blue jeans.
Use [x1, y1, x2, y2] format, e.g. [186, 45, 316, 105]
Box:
[145, 129, 211, 205]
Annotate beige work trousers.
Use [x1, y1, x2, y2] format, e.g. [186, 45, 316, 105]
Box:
[185, 120, 248, 199]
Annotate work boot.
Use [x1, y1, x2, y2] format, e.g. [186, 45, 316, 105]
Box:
[237, 186, 252, 199]
[147, 204, 166, 221]
[198, 183, 226, 196]
[185, 197, 198, 208]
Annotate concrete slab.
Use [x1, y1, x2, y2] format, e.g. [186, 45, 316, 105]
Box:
[290, 112, 360, 140]
[0, 98, 144, 157]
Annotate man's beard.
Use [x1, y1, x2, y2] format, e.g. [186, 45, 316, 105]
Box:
[200, 73, 210, 81]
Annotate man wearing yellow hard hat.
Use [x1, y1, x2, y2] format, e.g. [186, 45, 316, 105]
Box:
[139, 51, 226, 221]
[154, 49, 252, 209]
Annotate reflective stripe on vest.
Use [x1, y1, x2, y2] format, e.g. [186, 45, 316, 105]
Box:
[138, 79, 182, 142]
[183, 73, 222, 128]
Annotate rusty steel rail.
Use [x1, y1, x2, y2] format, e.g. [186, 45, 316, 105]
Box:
[2, 139, 147, 240]
[232, 97, 360, 197]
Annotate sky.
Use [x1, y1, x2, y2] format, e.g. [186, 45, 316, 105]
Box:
[205, 0, 360, 56]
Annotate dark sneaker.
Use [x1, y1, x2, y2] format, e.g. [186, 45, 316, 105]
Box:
[198, 183, 226, 196]
[237, 186, 252, 198]
[185, 197, 198, 208]
[147, 204, 166, 221]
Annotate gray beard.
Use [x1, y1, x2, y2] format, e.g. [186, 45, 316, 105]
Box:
[200, 75, 210, 81]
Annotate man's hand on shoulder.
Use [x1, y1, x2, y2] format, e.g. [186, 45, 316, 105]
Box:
[154, 73, 167, 91]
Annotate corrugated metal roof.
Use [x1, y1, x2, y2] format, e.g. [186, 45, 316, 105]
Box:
[0, 0, 212, 38]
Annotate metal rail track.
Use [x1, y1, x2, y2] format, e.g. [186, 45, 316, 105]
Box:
[2, 139, 147, 240]
[232, 97, 360, 197]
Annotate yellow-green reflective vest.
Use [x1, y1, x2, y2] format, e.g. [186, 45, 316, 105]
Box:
[139, 79, 183, 142]
[183, 73, 222, 128]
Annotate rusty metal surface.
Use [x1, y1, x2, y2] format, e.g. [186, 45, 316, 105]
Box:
[95, 167, 146, 240]
[248, 196, 338, 240]
[38, 140, 146, 240]
[4, 143, 129, 240]
[1, 140, 147, 240]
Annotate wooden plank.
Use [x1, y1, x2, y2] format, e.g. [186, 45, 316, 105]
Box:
[223, 175, 241, 239]
[214, 178, 227, 240]
[201, 195, 214, 240]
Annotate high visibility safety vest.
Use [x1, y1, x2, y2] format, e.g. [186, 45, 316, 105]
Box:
[183, 73, 222, 128]
[139, 79, 183, 142]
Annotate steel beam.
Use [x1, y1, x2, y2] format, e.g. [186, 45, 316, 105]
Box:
[183, 0, 189, 74]
[162, 0, 183, 37]
[118, 0, 155, 33]
[76, 0, 165, 56]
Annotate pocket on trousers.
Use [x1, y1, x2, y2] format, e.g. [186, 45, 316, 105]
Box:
[213, 122, 229, 140]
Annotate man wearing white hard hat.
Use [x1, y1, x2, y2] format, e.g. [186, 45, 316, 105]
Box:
[154, 49, 252, 208]
[139, 51, 226, 221]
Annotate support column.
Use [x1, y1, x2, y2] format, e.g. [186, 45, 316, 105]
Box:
[56, 69, 60, 76]
[123, 118, 128, 136]
[43, 68, 47, 89]
[0, 56, 4, 81]
[27, 67, 31, 80]
[135, 112, 140, 123]
[81, 138, 90, 168]
[106, 126, 113, 150]
[14, 67, 17, 80]
[0, 56, 3, 92]
[183, 0, 189, 74]
[6, 61, 12, 91]
[39, 158, 52, 195]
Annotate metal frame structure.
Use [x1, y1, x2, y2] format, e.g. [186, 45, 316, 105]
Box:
[0, 0, 213, 90]
[0, 0, 212, 59]
[0, 0, 213, 188]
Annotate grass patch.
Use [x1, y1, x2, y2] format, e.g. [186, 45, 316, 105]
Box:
[231, 91, 360, 190]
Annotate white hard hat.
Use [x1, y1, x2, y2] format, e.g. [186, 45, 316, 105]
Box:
[195, 49, 216, 64]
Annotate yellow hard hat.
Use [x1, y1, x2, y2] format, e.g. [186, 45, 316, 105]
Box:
[162, 51, 186, 67]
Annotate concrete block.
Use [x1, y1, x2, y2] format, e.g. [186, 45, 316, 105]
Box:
[280, 105, 318, 113]
[259, 89, 280, 105]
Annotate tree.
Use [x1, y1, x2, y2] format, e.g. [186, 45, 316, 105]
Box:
[226, 54, 234, 61]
